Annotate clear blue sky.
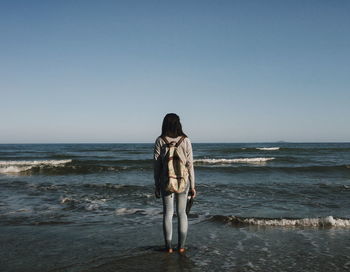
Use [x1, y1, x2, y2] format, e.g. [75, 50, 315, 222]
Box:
[1, 0, 349, 143]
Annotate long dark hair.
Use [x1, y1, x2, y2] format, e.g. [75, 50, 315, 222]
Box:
[161, 113, 187, 138]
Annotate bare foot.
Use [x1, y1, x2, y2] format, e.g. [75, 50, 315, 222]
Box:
[167, 248, 173, 253]
[178, 248, 185, 253]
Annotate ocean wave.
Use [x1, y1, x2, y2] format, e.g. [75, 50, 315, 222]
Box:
[115, 207, 161, 216]
[83, 183, 146, 192]
[60, 196, 110, 211]
[194, 157, 275, 164]
[0, 159, 154, 175]
[0, 159, 72, 166]
[219, 146, 350, 153]
[256, 147, 280, 151]
[0, 160, 72, 173]
[210, 215, 350, 228]
[279, 147, 350, 152]
[195, 164, 350, 174]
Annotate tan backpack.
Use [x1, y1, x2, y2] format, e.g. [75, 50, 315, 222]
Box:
[161, 136, 188, 193]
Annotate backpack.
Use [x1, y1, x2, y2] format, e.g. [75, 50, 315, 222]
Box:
[161, 136, 188, 193]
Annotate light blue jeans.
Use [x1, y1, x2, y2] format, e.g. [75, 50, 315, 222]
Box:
[161, 186, 189, 249]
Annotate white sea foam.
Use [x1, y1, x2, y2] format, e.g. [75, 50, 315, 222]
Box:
[0, 166, 33, 173]
[0, 160, 72, 173]
[0, 159, 72, 166]
[194, 157, 275, 164]
[256, 147, 280, 151]
[224, 215, 350, 227]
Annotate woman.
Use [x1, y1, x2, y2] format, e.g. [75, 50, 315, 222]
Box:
[153, 113, 196, 253]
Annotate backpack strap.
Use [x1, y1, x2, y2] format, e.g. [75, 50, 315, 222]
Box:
[175, 136, 186, 147]
[161, 136, 170, 145]
[161, 135, 186, 147]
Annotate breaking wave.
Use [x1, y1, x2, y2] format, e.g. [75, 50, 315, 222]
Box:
[194, 157, 275, 164]
[256, 147, 280, 151]
[210, 215, 350, 228]
[0, 160, 72, 173]
[0, 159, 154, 175]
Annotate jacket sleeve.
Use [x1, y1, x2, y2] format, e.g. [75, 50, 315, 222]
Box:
[186, 138, 195, 190]
[153, 137, 162, 189]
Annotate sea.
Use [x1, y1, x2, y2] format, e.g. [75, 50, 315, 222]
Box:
[0, 142, 350, 272]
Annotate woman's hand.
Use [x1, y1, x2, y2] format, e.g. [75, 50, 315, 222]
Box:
[155, 187, 161, 198]
[190, 188, 196, 198]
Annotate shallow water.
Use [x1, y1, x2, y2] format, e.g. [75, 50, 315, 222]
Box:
[1, 143, 350, 271]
